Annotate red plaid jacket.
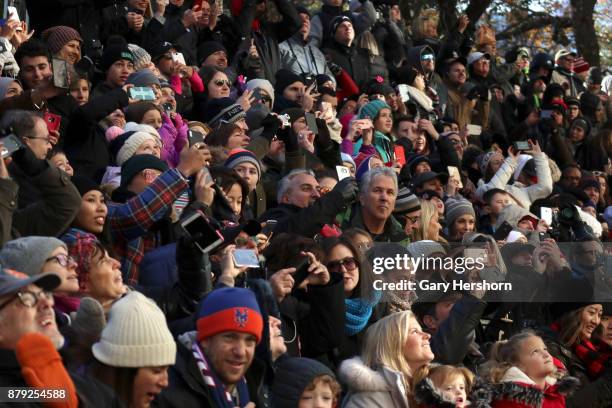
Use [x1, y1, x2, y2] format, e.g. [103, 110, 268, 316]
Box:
[108, 168, 188, 285]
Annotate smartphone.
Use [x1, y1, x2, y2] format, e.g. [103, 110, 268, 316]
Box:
[493, 221, 514, 241]
[172, 52, 186, 66]
[336, 165, 351, 181]
[233, 249, 260, 268]
[397, 84, 410, 103]
[180, 211, 224, 253]
[394, 145, 406, 167]
[512, 141, 530, 152]
[198, 166, 213, 186]
[447, 166, 463, 189]
[128, 87, 156, 101]
[188, 130, 205, 147]
[465, 248, 488, 264]
[261, 220, 278, 236]
[52, 58, 69, 89]
[251, 88, 262, 102]
[0, 134, 23, 158]
[43, 112, 61, 133]
[540, 110, 553, 119]
[192, 0, 203, 11]
[540, 207, 553, 226]
[6, 6, 20, 22]
[466, 124, 482, 136]
[305, 112, 318, 135]
[162, 103, 174, 114]
[292, 256, 311, 290]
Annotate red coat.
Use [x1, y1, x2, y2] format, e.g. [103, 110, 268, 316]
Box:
[491, 367, 567, 408]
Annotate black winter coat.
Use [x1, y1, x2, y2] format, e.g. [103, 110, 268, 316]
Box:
[155, 339, 266, 408]
[323, 42, 370, 90]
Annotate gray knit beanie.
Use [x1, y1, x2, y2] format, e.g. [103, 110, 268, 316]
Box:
[0, 237, 67, 276]
[444, 198, 476, 227]
[127, 44, 153, 71]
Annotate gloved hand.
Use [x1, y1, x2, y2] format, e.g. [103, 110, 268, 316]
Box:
[15, 333, 79, 408]
[71, 297, 106, 340]
[332, 176, 358, 203]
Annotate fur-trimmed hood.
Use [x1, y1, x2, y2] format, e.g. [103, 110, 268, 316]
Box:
[338, 357, 391, 392]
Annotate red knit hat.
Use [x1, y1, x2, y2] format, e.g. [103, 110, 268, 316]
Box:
[63, 230, 100, 292]
[41, 26, 83, 55]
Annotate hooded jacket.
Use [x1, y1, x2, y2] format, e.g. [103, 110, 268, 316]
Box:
[489, 366, 577, 408]
[339, 356, 410, 408]
[476, 153, 553, 208]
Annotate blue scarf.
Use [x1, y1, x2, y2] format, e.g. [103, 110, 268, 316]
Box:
[191, 342, 251, 407]
[345, 291, 382, 336]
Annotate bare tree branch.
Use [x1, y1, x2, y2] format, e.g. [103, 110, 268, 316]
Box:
[496, 15, 572, 39]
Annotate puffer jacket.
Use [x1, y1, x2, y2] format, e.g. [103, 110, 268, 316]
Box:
[476, 153, 553, 208]
[339, 356, 410, 408]
[279, 34, 336, 82]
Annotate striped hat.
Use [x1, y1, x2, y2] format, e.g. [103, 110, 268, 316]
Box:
[225, 148, 261, 179]
[196, 287, 264, 343]
[394, 187, 421, 215]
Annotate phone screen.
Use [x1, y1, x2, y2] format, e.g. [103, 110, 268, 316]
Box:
[129, 87, 156, 101]
[447, 166, 463, 188]
[336, 165, 351, 181]
[513, 141, 530, 151]
[394, 146, 406, 166]
[172, 52, 186, 66]
[0, 134, 23, 158]
[232, 249, 260, 268]
[305, 112, 318, 135]
[52, 59, 69, 89]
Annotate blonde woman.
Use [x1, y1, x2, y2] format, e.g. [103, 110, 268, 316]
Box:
[412, 199, 444, 242]
[339, 311, 434, 407]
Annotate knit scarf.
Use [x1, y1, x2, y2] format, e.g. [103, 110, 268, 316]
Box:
[191, 342, 251, 407]
[573, 339, 607, 380]
[345, 291, 382, 336]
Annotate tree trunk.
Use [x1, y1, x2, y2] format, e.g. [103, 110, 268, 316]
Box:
[570, 0, 600, 66]
[436, 0, 458, 35]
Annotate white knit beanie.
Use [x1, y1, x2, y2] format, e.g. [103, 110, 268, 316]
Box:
[92, 291, 176, 367]
[116, 131, 159, 166]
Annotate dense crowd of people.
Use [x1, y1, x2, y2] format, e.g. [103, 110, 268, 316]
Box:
[0, 0, 611, 407]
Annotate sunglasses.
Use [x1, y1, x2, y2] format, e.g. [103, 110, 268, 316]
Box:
[327, 256, 358, 273]
[421, 54, 435, 61]
[213, 80, 231, 87]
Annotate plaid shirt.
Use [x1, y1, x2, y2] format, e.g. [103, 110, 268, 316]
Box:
[108, 168, 188, 285]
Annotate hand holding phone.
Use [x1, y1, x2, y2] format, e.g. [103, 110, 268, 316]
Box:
[447, 166, 463, 189]
[512, 141, 530, 152]
[188, 130, 205, 147]
[0, 134, 23, 158]
[305, 112, 319, 135]
[52, 58, 69, 89]
[43, 112, 61, 133]
[232, 249, 260, 268]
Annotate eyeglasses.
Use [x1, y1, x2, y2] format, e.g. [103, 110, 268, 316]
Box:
[327, 256, 358, 273]
[592, 171, 606, 177]
[26, 136, 51, 144]
[0, 289, 53, 312]
[45, 254, 77, 268]
[404, 215, 420, 224]
[213, 80, 231, 87]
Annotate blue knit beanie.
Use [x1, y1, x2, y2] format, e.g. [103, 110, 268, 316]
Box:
[358, 99, 391, 120]
[196, 287, 263, 343]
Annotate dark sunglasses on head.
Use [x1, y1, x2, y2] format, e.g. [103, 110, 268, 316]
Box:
[327, 256, 358, 273]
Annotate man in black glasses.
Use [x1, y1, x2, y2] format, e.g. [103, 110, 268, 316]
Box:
[0, 268, 121, 405]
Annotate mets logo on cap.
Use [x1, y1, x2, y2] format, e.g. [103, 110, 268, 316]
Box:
[196, 287, 264, 343]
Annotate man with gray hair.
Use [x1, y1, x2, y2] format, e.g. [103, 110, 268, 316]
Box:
[258, 168, 358, 238]
[340, 167, 408, 243]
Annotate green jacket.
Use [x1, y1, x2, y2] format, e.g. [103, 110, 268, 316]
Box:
[338, 203, 409, 244]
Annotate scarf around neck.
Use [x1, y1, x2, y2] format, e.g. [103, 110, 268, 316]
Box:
[345, 291, 382, 336]
[191, 342, 251, 407]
